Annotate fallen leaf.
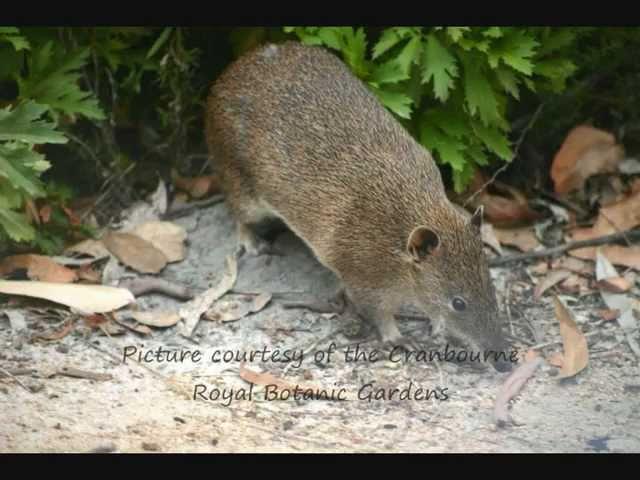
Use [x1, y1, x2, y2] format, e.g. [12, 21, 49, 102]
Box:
[551, 125, 624, 194]
[4, 309, 27, 332]
[239, 363, 300, 392]
[113, 316, 152, 335]
[65, 239, 111, 260]
[551, 256, 593, 276]
[83, 314, 108, 328]
[597, 309, 620, 322]
[495, 227, 541, 252]
[559, 275, 592, 295]
[480, 223, 503, 255]
[523, 349, 540, 362]
[597, 276, 632, 293]
[76, 264, 102, 284]
[117, 180, 168, 232]
[34, 318, 75, 341]
[528, 261, 549, 276]
[594, 250, 640, 357]
[553, 296, 589, 378]
[172, 172, 220, 199]
[178, 255, 238, 337]
[0, 281, 135, 315]
[546, 351, 564, 368]
[571, 189, 640, 242]
[205, 293, 272, 322]
[62, 206, 81, 226]
[39, 204, 52, 223]
[130, 221, 187, 263]
[129, 310, 181, 328]
[534, 269, 572, 298]
[0, 254, 77, 283]
[493, 357, 545, 426]
[570, 245, 640, 271]
[102, 231, 168, 274]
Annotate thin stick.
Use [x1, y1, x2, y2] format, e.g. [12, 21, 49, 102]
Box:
[163, 194, 225, 219]
[464, 104, 544, 208]
[489, 228, 640, 267]
[0, 366, 32, 393]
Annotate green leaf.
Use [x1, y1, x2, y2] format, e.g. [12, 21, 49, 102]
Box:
[483, 27, 503, 38]
[18, 42, 106, 121]
[0, 205, 35, 242]
[371, 60, 410, 85]
[452, 160, 476, 193]
[538, 29, 577, 56]
[422, 107, 471, 139]
[534, 58, 577, 92]
[446, 27, 470, 43]
[372, 29, 401, 59]
[147, 27, 173, 58]
[317, 28, 343, 51]
[371, 87, 413, 119]
[396, 35, 422, 74]
[420, 122, 467, 172]
[495, 67, 520, 99]
[471, 121, 512, 161]
[0, 27, 30, 51]
[0, 101, 68, 144]
[0, 179, 24, 209]
[0, 145, 46, 197]
[421, 34, 458, 101]
[487, 30, 539, 75]
[462, 56, 500, 126]
[342, 28, 369, 79]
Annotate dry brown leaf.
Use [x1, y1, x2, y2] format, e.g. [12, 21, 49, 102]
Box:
[494, 227, 541, 252]
[0, 254, 77, 283]
[570, 245, 640, 271]
[480, 223, 503, 255]
[559, 275, 592, 295]
[34, 319, 75, 341]
[596, 276, 632, 293]
[65, 239, 111, 259]
[130, 221, 187, 263]
[597, 309, 621, 322]
[523, 349, 540, 362]
[178, 255, 238, 337]
[534, 269, 572, 299]
[172, 172, 220, 199]
[129, 310, 181, 328]
[239, 363, 300, 391]
[113, 316, 152, 335]
[82, 314, 109, 328]
[551, 256, 593, 276]
[547, 352, 565, 368]
[76, 264, 102, 284]
[102, 231, 168, 274]
[571, 189, 640, 243]
[0, 281, 135, 314]
[553, 296, 589, 378]
[39, 204, 52, 223]
[528, 261, 549, 276]
[205, 293, 272, 322]
[551, 125, 624, 194]
[493, 357, 545, 426]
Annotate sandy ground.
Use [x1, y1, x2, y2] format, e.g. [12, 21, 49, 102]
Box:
[1, 202, 639, 453]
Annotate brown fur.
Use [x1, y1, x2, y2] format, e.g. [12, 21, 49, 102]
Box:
[205, 42, 511, 371]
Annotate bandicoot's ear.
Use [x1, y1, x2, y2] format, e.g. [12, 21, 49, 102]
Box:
[470, 205, 483, 231]
[407, 226, 440, 261]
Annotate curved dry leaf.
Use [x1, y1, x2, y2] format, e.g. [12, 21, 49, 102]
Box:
[0, 281, 135, 314]
[553, 296, 589, 378]
[65, 239, 111, 260]
[205, 293, 272, 323]
[481, 223, 503, 255]
[130, 221, 187, 263]
[551, 125, 624, 194]
[493, 356, 545, 426]
[570, 245, 640, 271]
[130, 310, 181, 328]
[0, 254, 77, 283]
[495, 227, 541, 252]
[534, 269, 572, 299]
[178, 255, 238, 337]
[102, 231, 168, 274]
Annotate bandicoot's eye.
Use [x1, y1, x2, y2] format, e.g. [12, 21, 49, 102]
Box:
[452, 297, 467, 312]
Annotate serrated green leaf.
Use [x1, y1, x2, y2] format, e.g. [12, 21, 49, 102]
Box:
[0, 145, 45, 197]
[420, 122, 467, 172]
[371, 87, 413, 119]
[0, 205, 35, 242]
[0, 27, 30, 51]
[462, 57, 500, 126]
[472, 121, 512, 161]
[0, 101, 68, 144]
[18, 42, 105, 121]
[342, 27, 369, 79]
[534, 58, 577, 92]
[538, 29, 577, 56]
[396, 36, 422, 73]
[452, 160, 476, 193]
[422, 34, 458, 102]
[317, 28, 343, 51]
[372, 29, 402, 59]
[423, 107, 471, 139]
[446, 27, 470, 42]
[483, 27, 503, 38]
[371, 60, 410, 85]
[467, 142, 490, 167]
[487, 30, 539, 75]
[495, 67, 520, 99]
[0, 179, 24, 209]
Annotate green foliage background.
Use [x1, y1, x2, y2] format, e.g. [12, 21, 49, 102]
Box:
[0, 26, 639, 255]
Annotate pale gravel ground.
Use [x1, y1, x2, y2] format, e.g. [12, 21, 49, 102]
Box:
[1, 202, 639, 453]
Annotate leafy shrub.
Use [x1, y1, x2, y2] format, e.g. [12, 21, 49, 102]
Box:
[284, 27, 580, 192]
